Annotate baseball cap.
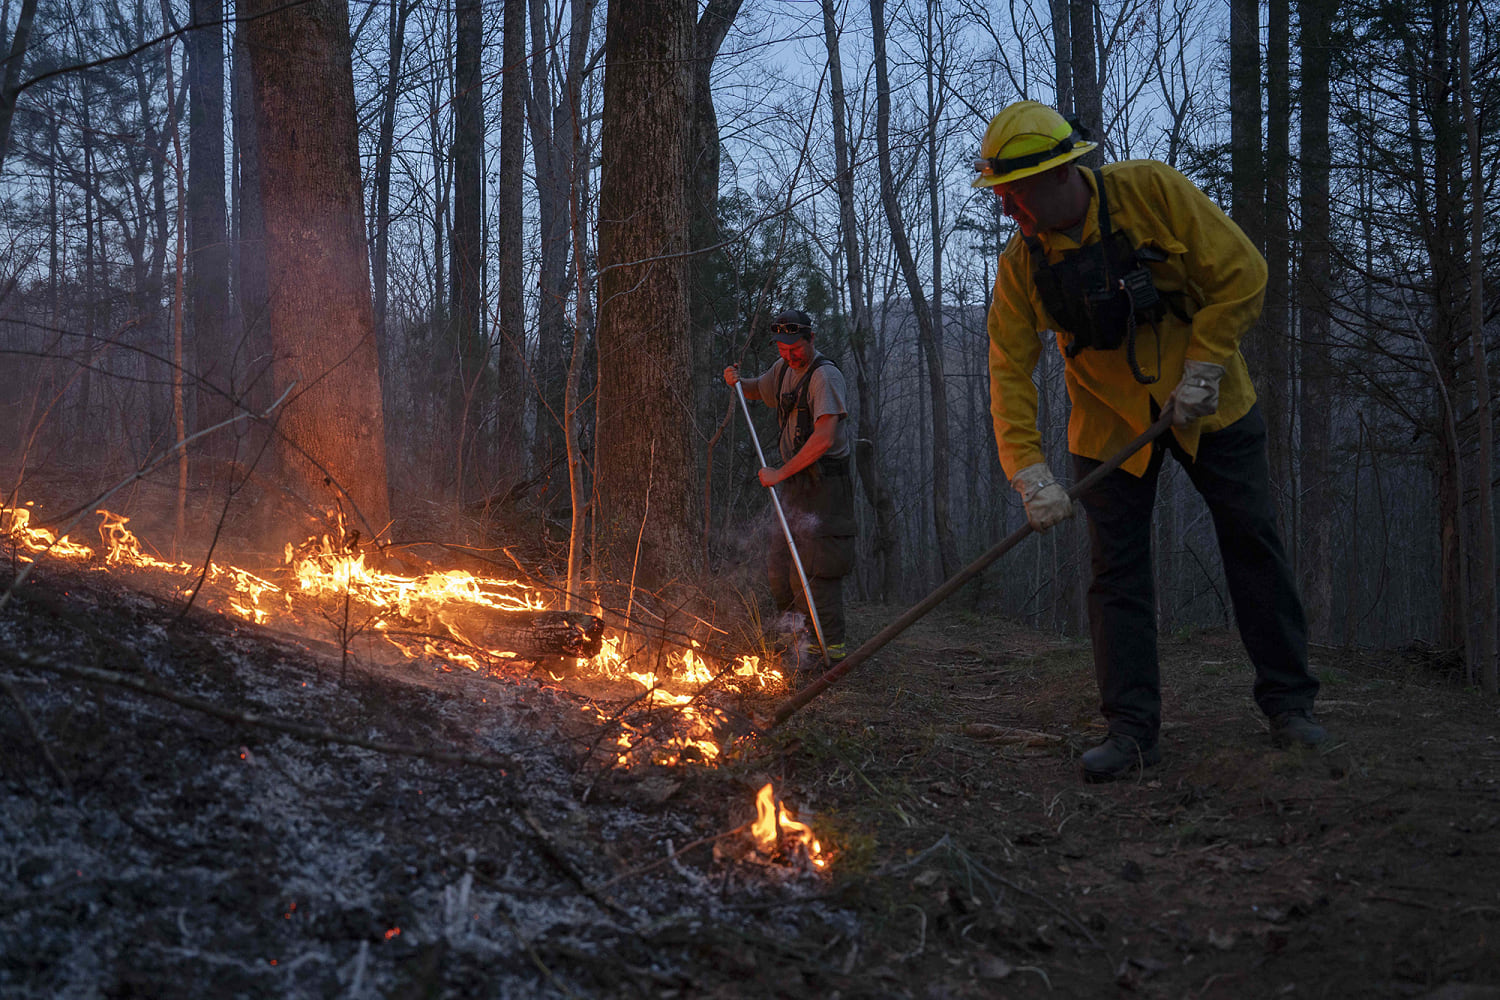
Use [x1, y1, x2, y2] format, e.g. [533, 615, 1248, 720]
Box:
[769, 309, 813, 344]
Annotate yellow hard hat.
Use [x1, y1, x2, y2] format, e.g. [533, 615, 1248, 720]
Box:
[971, 101, 1097, 188]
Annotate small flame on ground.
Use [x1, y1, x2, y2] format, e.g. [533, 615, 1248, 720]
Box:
[752, 782, 827, 868]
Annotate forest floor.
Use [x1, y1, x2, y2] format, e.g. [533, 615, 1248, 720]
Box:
[2, 549, 1499, 999]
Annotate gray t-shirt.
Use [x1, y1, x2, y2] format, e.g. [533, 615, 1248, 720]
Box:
[751, 352, 851, 464]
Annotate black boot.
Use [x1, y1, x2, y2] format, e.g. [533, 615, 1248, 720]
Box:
[1081, 733, 1161, 783]
[1270, 709, 1326, 748]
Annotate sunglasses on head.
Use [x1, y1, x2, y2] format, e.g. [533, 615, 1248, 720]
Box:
[771, 323, 809, 336]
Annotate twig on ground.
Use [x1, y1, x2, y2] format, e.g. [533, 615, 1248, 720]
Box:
[1, 677, 72, 792]
[518, 807, 634, 921]
[493, 902, 583, 999]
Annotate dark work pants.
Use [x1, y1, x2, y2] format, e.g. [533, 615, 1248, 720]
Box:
[1070, 405, 1319, 744]
[768, 465, 856, 646]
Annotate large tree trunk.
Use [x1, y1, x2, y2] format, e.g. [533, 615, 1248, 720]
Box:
[1458, 0, 1497, 693]
[872, 0, 958, 582]
[1228, 0, 1263, 252]
[526, 0, 578, 498]
[1296, 0, 1335, 639]
[230, 11, 273, 431]
[1417, 0, 1472, 663]
[822, 0, 899, 602]
[450, 0, 491, 502]
[1261, 0, 1293, 494]
[593, 0, 696, 587]
[1068, 0, 1102, 163]
[242, 0, 392, 543]
[686, 0, 741, 427]
[371, 0, 409, 343]
[1228, 0, 1279, 495]
[493, 0, 527, 486]
[187, 0, 234, 453]
[128, 25, 174, 450]
[1050, 0, 1071, 115]
[562, 0, 596, 606]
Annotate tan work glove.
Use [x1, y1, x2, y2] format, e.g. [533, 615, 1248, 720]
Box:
[1011, 462, 1074, 532]
[1167, 359, 1225, 426]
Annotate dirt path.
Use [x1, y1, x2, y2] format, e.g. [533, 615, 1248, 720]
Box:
[754, 604, 1500, 999]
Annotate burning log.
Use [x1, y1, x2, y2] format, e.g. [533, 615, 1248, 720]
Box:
[421, 604, 606, 659]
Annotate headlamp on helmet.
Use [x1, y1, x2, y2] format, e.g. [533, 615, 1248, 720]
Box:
[971, 101, 1097, 188]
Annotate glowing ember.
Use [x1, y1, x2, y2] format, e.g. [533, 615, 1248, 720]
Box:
[752, 782, 828, 868]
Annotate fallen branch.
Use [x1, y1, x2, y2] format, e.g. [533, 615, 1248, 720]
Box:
[420, 604, 606, 659]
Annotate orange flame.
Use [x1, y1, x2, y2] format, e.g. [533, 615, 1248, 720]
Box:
[4, 499, 799, 777]
[1, 504, 94, 561]
[751, 782, 828, 868]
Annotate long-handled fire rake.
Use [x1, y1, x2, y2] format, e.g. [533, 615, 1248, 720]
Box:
[762, 404, 1178, 731]
[733, 381, 831, 661]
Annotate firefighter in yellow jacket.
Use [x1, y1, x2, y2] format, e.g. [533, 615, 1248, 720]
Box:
[976, 101, 1325, 781]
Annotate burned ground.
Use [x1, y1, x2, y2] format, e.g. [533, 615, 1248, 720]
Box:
[1, 560, 1498, 1000]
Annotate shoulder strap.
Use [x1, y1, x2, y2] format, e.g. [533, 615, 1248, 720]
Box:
[790, 356, 837, 451]
[793, 356, 837, 414]
[1092, 166, 1112, 242]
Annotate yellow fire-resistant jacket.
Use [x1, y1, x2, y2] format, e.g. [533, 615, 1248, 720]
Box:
[987, 159, 1265, 480]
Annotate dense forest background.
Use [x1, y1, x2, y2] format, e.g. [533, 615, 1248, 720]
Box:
[0, 0, 1494, 686]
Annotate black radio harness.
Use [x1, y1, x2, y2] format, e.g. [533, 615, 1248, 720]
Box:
[1024, 168, 1187, 385]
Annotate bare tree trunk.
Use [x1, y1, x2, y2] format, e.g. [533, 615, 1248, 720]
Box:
[594, 0, 696, 586]
[871, 0, 958, 582]
[1229, 0, 1283, 507]
[127, 15, 174, 448]
[1068, 0, 1102, 162]
[230, 15, 272, 423]
[526, 0, 580, 495]
[371, 0, 409, 343]
[686, 0, 742, 426]
[1296, 0, 1335, 638]
[186, 0, 232, 448]
[494, 0, 527, 485]
[0, 0, 38, 176]
[450, 0, 490, 502]
[1262, 0, 1293, 493]
[563, 0, 593, 606]
[1050, 0, 1071, 113]
[162, 5, 188, 551]
[1458, 0, 1496, 693]
[1228, 0, 1263, 252]
[242, 0, 392, 542]
[822, 0, 899, 602]
[1406, 5, 1472, 661]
